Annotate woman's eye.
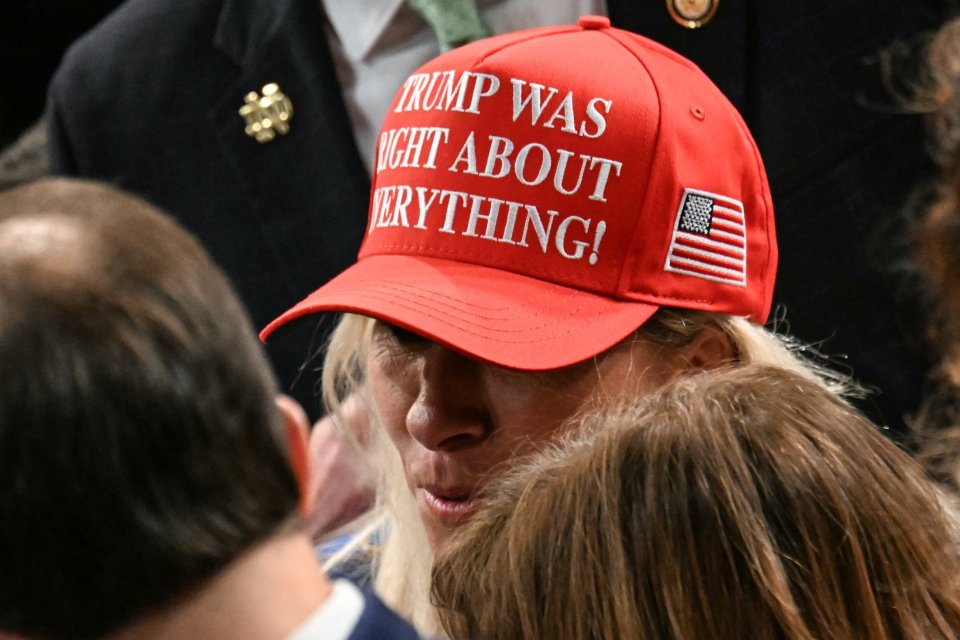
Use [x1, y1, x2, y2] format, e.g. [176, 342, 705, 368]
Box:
[376, 321, 427, 345]
[389, 324, 427, 345]
[371, 322, 429, 368]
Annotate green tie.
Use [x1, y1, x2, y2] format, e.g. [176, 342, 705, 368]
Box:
[407, 0, 492, 51]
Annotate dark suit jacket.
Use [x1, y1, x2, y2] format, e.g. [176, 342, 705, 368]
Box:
[49, 0, 943, 431]
[48, 0, 369, 417]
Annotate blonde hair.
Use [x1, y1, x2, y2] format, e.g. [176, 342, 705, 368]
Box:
[321, 310, 853, 635]
[433, 365, 960, 639]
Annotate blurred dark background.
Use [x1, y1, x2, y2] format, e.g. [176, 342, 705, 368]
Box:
[0, 1, 124, 147]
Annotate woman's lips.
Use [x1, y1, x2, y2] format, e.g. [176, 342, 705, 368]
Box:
[420, 486, 479, 524]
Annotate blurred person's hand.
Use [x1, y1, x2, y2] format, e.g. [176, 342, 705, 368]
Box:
[306, 393, 374, 541]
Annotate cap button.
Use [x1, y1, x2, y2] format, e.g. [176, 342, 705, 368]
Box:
[578, 15, 611, 30]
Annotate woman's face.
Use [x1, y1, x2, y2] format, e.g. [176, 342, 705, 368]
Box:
[367, 321, 689, 552]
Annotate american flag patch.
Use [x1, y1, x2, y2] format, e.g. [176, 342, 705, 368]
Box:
[664, 188, 747, 287]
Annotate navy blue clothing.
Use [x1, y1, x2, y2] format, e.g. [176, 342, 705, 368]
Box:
[350, 589, 421, 640]
[318, 533, 377, 590]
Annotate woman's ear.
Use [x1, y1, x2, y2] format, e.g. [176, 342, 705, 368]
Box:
[680, 325, 735, 370]
[276, 395, 313, 517]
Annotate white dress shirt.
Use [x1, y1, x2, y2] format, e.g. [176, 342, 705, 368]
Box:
[285, 579, 366, 640]
[320, 0, 606, 172]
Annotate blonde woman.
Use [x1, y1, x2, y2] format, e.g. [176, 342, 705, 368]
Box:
[263, 19, 850, 633]
[433, 365, 960, 640]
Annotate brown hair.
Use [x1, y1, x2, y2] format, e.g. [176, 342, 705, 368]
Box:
[432, 364, 960, 640]
[904, 17, 960, 492]
[0, 179, 299, 639]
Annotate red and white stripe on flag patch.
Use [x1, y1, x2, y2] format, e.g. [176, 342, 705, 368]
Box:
[664, 188, 747, 287]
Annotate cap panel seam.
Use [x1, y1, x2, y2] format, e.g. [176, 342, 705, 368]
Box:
[471, 24, 580, 66]
[595, 28, 669, 301]
[598, 28, 772, 317]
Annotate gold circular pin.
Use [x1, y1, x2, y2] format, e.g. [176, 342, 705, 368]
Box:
[667, 0, 718, 29]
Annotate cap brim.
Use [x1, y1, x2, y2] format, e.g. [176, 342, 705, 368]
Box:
[261, 256, 660, 371]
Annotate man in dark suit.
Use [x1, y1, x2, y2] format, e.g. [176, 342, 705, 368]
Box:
[0, 179, 420, 640]
[47, 0, 945, 437]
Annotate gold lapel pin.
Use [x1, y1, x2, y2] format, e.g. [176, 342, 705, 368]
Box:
[239, 83, 293, 143]
[667, 0, 718, 29]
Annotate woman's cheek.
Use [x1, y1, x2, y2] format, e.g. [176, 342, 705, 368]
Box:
[368, 357, 419, 445]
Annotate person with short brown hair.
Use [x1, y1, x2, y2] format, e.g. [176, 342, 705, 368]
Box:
[0, 178, 419, 639]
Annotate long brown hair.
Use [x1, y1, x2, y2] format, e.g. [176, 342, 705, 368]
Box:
[432, 365, 960, 640]
[906, 17, 960, 496]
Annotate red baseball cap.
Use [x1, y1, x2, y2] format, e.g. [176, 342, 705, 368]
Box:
[262, 16, 777, 371]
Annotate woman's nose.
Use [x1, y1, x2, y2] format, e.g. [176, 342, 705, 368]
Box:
[405, 343, 490, 452]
